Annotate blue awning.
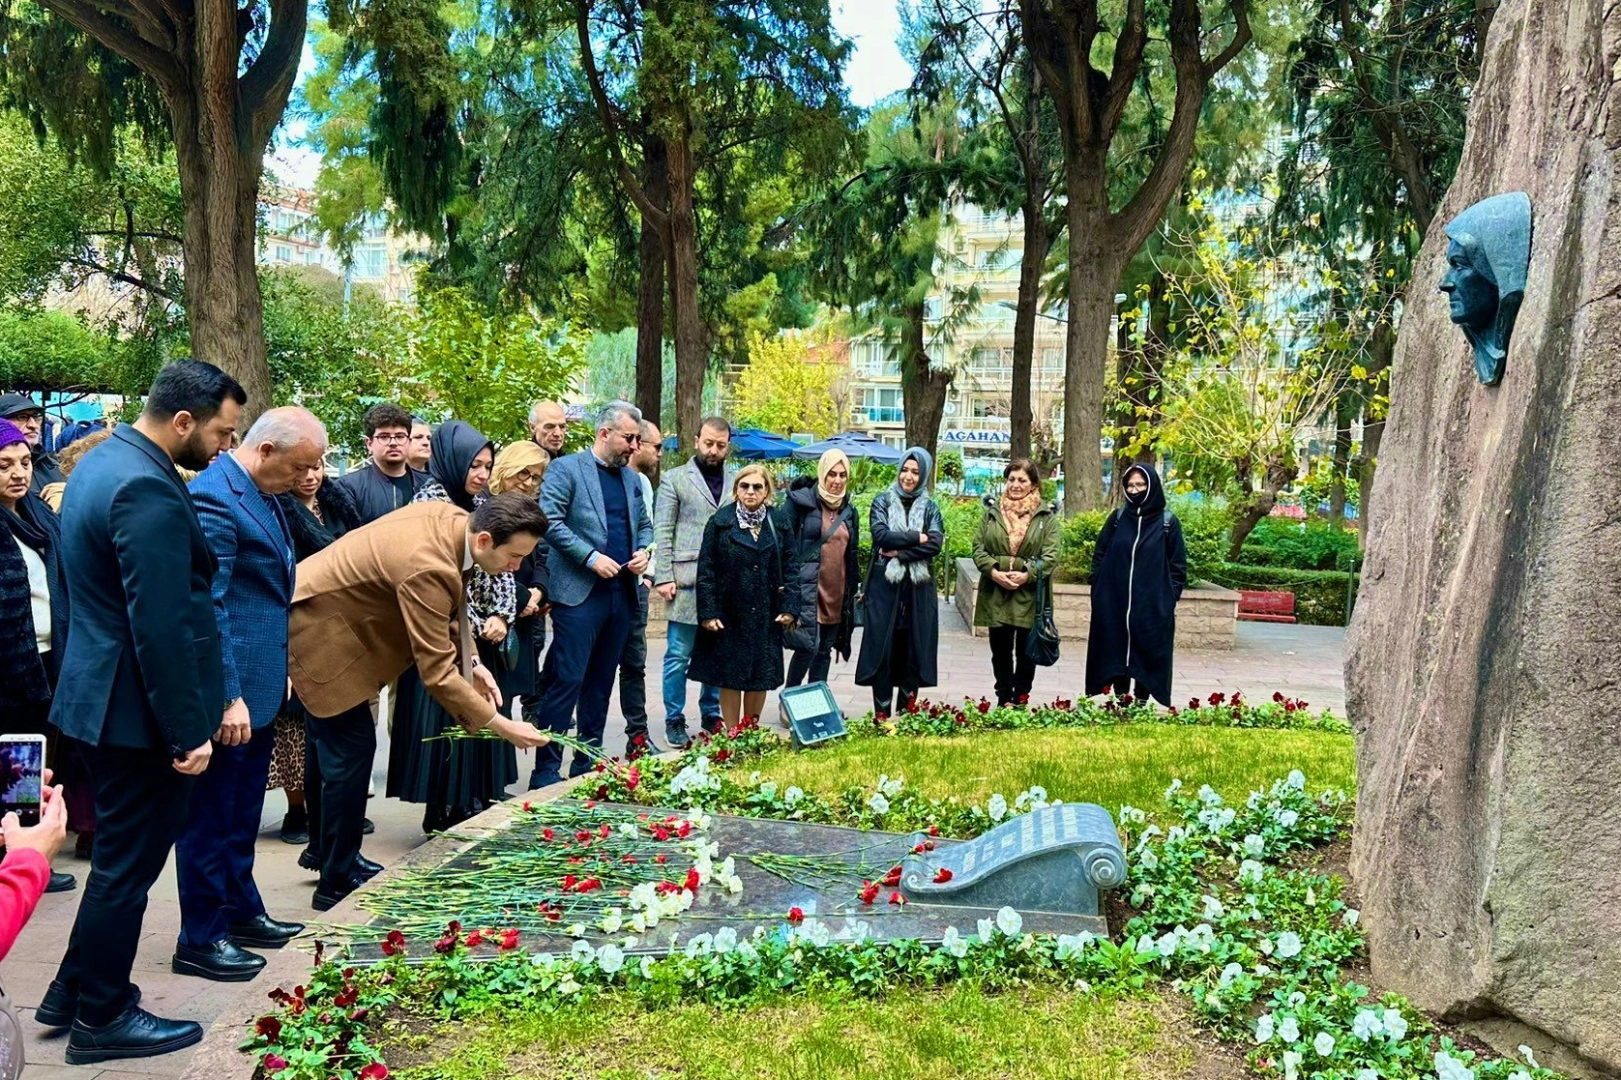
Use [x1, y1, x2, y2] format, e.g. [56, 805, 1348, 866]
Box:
[728, 428, 804, 460]
[790, 431, 904, 464]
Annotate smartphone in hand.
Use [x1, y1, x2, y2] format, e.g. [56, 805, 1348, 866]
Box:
[0, 733, 47, 827]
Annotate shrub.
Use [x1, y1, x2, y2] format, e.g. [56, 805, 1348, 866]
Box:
[1204, 563, 1360, 626]
[1055, 500, 1228, 586]
[1239, 517, 1363, 573]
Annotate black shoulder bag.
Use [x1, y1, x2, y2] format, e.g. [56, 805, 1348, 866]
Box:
[1023, 573, 1061, 668]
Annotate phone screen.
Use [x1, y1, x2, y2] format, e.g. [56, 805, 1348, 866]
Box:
[0, 736, 46, 828]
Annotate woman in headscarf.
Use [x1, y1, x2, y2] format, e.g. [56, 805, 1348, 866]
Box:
[1084, 463, 1187, 707]
[486, 442, 551, 721]
[687, 465, 794, 725]
[855, 447, 944, 717]
[0, 418, 82, 889]
[775, 449, 859, 716]
[972, 458, 1060, 706]
[389, 420, 515, 833]
[270, 457, 363, 845]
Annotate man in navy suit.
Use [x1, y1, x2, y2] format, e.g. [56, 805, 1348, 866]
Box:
[533, 401, 654, 784]
[36, 360, 243, 1065]
[172, 406, 326, 981]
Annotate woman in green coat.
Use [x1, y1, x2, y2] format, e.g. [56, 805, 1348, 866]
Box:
[972, 458, 1060, 706]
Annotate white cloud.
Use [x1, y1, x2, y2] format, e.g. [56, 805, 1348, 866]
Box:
[832, 0, 911, 107]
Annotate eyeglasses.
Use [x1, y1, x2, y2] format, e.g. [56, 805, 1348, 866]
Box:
[518, 469, 546, 483]
[737, 482, 767, 492]
[645, 441, 664, 452]
[370, 433, 410, 444]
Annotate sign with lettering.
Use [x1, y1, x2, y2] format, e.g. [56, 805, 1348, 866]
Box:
[941, 428, 1013, 447]
[902, 803, 1127, 916]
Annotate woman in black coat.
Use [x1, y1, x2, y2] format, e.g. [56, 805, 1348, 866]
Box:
[1084, 463, 1188, 707]
[687, 465, 795, 725]
[854, 447, 944, 717]
[271, 463, 363, 844]
[776, 449, 859, 708]
[0, 418, 79, 889]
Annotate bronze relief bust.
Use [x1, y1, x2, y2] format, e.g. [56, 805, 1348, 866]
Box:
[1439, 191, 1532, 386]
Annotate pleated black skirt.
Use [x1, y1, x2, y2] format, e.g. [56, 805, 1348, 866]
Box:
[385, 663, 517, 813]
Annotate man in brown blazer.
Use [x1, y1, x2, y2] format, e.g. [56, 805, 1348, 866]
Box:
[288, 492, 551, 910]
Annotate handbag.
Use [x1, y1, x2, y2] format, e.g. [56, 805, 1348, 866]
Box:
[852, 586, 866, 628]
[1024, 574, 1061, 667]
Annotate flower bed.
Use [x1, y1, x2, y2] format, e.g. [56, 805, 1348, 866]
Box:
[245, 707, 1557, 1080]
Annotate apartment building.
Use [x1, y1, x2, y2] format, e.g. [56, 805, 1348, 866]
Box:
[259, 187, 420, 303]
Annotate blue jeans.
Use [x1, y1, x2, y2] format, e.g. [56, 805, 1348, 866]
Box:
[663, 620, 721, 725]
[531, 579, 636, 782]
[175, 725, 273, 946]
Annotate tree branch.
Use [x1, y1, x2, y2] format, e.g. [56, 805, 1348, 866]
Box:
[1204, 0, 1253, 77]
[32, 0, 181, 87]
[575, 0, 670, 235]
[1099, 0, 1146, 142]
[65, 255, 183, 302]
[241, 0, 308, 149]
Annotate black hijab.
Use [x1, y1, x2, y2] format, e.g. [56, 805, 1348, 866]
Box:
[1120, 463, 1167, 520]
[427, 420, 494, 511]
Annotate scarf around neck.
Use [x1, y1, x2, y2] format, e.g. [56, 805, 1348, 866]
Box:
[999, 490, 1042, 554]
[883, 489, 934, 585]
[736, 502, 769, 537]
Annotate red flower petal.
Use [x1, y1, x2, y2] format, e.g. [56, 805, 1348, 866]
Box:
[889, 892, 907, 905]
[933, 868, 953, 883]
[787, 907, 804, 924]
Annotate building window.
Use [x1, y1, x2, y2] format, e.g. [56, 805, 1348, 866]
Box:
[855, 386, 904, 425]
[353, 244, 387, 280]
[273, 244, 292, 262]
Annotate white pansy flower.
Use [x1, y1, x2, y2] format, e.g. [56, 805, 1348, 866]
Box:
[1351, 1009, 1384, 1041]
[532, 952, 558, 970]
[1134, 933, 1157, 954]
[1165, 778, 1183, 798]
[1286, 769, 1306, 789]
[758, 780, 778, 800]
[570, 939, 594, 962]
[1275, 931, 1303, 959]
[1277, 809, 1300, 829]
[1287, 991, 1307, 1008]
[735, 940, 759, 963]
[1054, 932, 1093, 960]
[600, 910, 624, 935]
[1356, 1071, 1379, 1080]
[559, 975, 581, 995]
[1382, 1007, 1408, 1041]
[878, 774, 904, 799]
[1434, 1050, 1476, 1080]
[802, 918, 833, 948]
[1277, 1015, 1300, 1044]
[1138, 847, 1160, 870]
[596, 944, 625, 974]
[1243, 833, 1266, 857]
[996, 906, 1023, 937]
[1254, 1013, 1275, 1043]
[784, 786, 803, 807]
[867, 792, 890, 815]
[639, 954, 656, 979]
[1202, 895, 1226, 921]
[1518, 1046, 1539, 1069]
[1508, 1073, 1531, 1080]
[1218, 962, 1243, 988]
[684, 933, 713, 957]
[1345, 908, 1360, 926]
[941, 926, 969, 958]
[1313, 1032, 1334, 1057]
[987, 793, 1008, 821]
[1198, 784, 1223, 806]
[1155, 932, 1179, 958]
[1238, 859, 1265, 885]
[714, 926, 738, 954]
[1118, 805, 1146, 825]
[568, 923, 586, 938]
[1282, 1050, 1303, 1080]
[978, 918, 996, 942]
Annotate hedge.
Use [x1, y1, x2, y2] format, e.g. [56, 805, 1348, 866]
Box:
[1204, 562, 1360, 627]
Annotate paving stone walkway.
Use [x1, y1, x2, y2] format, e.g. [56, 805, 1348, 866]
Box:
[4, 608, 1344, 1078]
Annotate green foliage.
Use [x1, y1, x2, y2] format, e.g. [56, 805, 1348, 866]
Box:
[1238, 517, 1363, 573]
[732, 331, 844, 438]
[393, 287, 586, 445]
[0, 308, 110, 390]
[1205, 563, 1361, 627]
[1293, 456, 1362, 515]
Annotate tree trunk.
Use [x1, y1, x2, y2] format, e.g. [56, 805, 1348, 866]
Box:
[1226, 454, 1296, 560]
[900, 301, 951, 454]
[1010, 173, 1047, 459]
[1330, 387, 1356, 526]
[667, 127, 706, 446]
[1060, 177, 1118, 512]
[1353, 317, 1396, 545]
[635, 131, 669, 429]
[167, 87, 273, 421]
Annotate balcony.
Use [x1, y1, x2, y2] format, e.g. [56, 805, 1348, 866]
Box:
[852, 406, 906, 426]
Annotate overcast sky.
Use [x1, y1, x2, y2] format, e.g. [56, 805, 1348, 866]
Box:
[267, 0, 910, 190]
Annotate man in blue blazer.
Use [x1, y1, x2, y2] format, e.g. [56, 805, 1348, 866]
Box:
[172, 406, 327, 982]
[533, 401, 654, 784]
[37, 361, 243, 1065]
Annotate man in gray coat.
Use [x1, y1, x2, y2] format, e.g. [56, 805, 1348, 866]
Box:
[532, 401, 654, 782]
[653, 417, 734, 745]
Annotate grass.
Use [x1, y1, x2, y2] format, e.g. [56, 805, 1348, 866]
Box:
[390, 986, 1215, 1080]
[755, 725, 1357, 814]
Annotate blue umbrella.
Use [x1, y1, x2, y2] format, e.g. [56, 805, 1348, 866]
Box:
[791, 431, 904, 465]
[728, 428, 804, 460]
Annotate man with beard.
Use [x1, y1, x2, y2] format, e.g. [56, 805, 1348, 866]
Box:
[36, 360, 244, 1064]
[652, 417, 734, 745]
[530, 401, 653, 783]
[528, 400, 569, 461]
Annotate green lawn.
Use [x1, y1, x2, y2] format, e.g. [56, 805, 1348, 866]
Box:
[755, 725, 1356, 814]
[391, 986, 1211, 1080]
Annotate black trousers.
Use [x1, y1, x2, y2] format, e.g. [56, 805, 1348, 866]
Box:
[988, 624, 1037, 706]
[619, 583, 650, 738]
[786, 623, 839, 687]
[305, 701, 376, 889]
[54, 746, 195, 1027]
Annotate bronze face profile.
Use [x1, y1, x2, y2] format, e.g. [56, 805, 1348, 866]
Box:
[1439, 192, 1531, 386]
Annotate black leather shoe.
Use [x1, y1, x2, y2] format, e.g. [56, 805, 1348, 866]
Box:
[355, 854, 383, 880]
[298, 848, 321, 873]
[228, 914, 306, 949]
[171, 939, 267, 982]
[362, 817, 376, 835]
[65, 1006, 203, 1065]
[312, 876, 364, 912]
[46, 870, 76, 893]
[34, 981, 141, 1029]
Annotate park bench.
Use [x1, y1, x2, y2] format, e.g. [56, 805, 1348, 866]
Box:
[1237, 590, 1297, 624]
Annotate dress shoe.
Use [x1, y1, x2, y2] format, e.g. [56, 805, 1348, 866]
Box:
[172, 939, 267, 982]
[35, 981, 141, 1029]
[355, 854, 383, 880]
[46, 870, 77, 893]
[65, 1006, 203, 1065]
[298, 848, 322, 873]
[228, 913, 307, 949]
[312, 876, 365, 912]
[362, 816, 376, 835]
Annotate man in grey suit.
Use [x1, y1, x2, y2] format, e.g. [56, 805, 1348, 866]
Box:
[532, 401, 654, 783]
[653, 417, 734, 745]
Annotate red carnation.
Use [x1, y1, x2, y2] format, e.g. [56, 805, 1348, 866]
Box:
[927, 824, 940, 837]
[599, 823, 611, 838]
[889, 892, 907, 905]
[912, 842, 926, 854]
[933, 868, 953, 883]
[255, 1015, 282, 1040]
[924, 840, 936, 851]
[576, 830, 592, 843]
[655, 854, 668, 864]
[562, 874, 579, 890]
[500, 928, 521, 951]
[542, 827, 555, 841]
[584, 799, 597, 809]
[522, 801, 533, 812]
[859, 881, 880, 904]
[578, 877, 603, 893]
[464, 931, 484, 948]
[882, 866, 903, 887]
[683, 868, 701, 892]
[787, 907, 804, 924]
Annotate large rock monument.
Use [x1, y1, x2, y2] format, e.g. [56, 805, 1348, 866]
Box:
[1347, 0, 1621, 1070]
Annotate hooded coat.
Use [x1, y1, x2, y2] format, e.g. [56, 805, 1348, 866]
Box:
[775, 475, 860, 657]
[1084, 464, 1188, 706]
[855, 448, 944, 691]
